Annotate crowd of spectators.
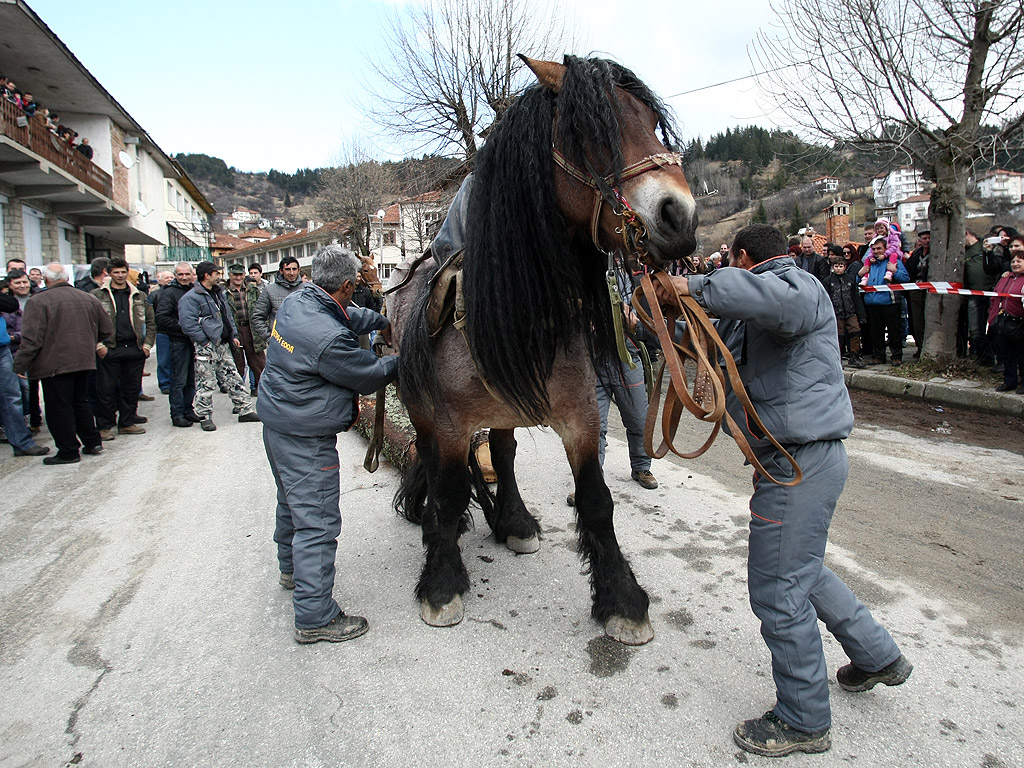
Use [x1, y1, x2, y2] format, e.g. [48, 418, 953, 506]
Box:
[784, 221, 1024, 386]
[2, 73, 92, 158]
[0, 253, 328, 462]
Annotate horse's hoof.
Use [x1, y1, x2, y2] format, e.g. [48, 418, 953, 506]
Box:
[605, 614, 654, 646]
[420, 595, 464, 627]
[506, 535, 540, 554]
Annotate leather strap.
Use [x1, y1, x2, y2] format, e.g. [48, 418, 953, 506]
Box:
[631, 272, 802, 487]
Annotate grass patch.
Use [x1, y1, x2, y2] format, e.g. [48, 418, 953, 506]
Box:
[888, 356, 1001, 385]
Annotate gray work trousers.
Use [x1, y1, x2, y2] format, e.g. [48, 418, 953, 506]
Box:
[596, 348, 651, 472]
[748, 439, 900, 732]
[263, 425, 343, 630]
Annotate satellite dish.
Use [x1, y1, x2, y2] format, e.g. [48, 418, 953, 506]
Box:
[135, 199, 150, 217]
[118, 151, 135, 169]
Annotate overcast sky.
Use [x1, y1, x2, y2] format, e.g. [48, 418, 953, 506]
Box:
[27, 0, 783, 173]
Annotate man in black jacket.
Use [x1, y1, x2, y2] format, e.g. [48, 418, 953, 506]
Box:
[155, 262, 199, 428]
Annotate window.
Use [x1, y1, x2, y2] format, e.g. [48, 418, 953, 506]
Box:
[21, 205, 44, 265]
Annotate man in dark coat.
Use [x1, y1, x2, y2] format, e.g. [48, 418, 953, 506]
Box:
[13, 263, 112, 464]
[155, 263, 199, 428]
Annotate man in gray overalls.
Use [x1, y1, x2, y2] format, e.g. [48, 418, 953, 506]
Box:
[258, 245, 398, 644]
[656, 224, 912, 757]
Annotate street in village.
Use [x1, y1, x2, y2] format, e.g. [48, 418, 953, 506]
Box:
[1, 378, 1022, 768]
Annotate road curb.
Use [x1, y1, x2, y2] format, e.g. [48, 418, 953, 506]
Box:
[845, 369, 1024, 417]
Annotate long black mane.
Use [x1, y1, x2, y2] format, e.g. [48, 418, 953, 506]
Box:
[462, 55, 680, 422]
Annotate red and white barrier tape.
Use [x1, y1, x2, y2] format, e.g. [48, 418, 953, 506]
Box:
[859, 281, 1023, 298]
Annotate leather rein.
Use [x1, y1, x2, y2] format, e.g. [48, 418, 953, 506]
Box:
[551, 150, 799, 486]
[629, 272, 801, 487]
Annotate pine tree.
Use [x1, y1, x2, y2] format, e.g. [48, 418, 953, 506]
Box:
[789, 203, 803, 235]
[284, 192, 292, 208]
[753, 201, 768, 224]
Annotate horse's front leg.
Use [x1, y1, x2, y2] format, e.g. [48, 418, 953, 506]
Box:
[486, 429, 541, 554]
[417, 433, 472, 627]
[558, 418, 653, 646]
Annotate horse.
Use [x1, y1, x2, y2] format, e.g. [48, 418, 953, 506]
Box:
[386, 54, 697, 645]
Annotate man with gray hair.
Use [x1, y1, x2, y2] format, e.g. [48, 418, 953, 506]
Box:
[258, 244, 398, 644]
[14, 263, 112, 463]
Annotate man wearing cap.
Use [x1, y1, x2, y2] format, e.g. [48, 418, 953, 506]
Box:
[654, 224, 911, 757]
[177, 262, 259, 431]
[225, 263, 266, 393]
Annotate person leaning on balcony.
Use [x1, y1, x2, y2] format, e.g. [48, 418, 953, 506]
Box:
[75, 138, 93, 160]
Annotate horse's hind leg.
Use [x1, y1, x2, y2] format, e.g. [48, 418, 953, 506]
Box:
[484, 429, 541, 554]
[416, 432, 473, 627]
[562, 431, 653, 646]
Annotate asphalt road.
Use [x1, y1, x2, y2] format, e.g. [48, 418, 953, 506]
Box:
[1, 382, 1022, 768]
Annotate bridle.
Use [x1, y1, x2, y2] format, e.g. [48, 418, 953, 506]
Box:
[551, 146, 684, 260]
[358, 260, 384, 298]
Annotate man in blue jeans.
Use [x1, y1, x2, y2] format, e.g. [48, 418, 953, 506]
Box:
[0, 296, 48, 458]
[147, 270, 174, 394]
[655, 224, 911, 757]
[154, 263, 199, 428]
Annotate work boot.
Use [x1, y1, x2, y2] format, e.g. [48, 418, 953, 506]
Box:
[280, 572, 295, 590]
[294, 612, 369, 644]
[98, 428, 116, 441]
[631, 469, 658, 489]
[848, 355, 865, 369]
[83, 445, 104, 455]
[137, 392, 155, 401]
[118, 424, 146, 435]
[130, 415, 148, 424]
[201, 419, 217, 432]
[733, 711, 831, 757]
[172, 417, 193, 428]
[185, 412, 203, 423]
[238, 412, 261, 423]
[43, 455, 80, 465]
[13, 445, 49, 457]
[837, 654, 913, 692]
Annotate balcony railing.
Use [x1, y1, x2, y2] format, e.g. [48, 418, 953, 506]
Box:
[0, 98, 113, 198]
[166, 245, 210, 263]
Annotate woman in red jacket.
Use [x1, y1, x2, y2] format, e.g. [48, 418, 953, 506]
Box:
[988, 235, 1024, 392]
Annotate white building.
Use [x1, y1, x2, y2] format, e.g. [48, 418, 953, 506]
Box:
[810, 176, 840, 193]
[222, 216, 240, 231]
[0, 1, 213, 271]
[873, 166, 927, 210]
[895, 194, 931, 234]
[367, 191, 447, 281]
[975, 169, 1024, 203]
[232, 207, 260, 223]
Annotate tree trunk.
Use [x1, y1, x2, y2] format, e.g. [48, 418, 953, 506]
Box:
[921, 152, 967, 362]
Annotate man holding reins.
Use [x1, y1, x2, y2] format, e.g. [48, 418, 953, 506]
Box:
[653, 224, 911, 757]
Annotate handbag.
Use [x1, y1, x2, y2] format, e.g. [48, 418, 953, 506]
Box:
[993, 312, 1024, 341]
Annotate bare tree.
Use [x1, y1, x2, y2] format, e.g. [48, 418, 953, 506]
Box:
[753, 0, 1024, 360]
[315, 140, 397, 256]
[364, 0, 575, 162]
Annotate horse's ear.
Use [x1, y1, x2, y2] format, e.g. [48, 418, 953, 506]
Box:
[518, 54, 564, 93]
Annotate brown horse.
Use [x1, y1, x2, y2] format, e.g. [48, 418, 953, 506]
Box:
[357, 254, 383, 299]
[388, 55, 697, 645]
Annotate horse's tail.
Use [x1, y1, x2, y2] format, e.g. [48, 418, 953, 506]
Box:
[394, 449, 429, 523]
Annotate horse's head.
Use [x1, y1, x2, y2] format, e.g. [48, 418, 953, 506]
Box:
[358, 255, 384, 299]
[521, 55, 698, 267]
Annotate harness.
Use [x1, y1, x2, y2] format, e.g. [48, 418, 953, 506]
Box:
[550, 147, 684, 260]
